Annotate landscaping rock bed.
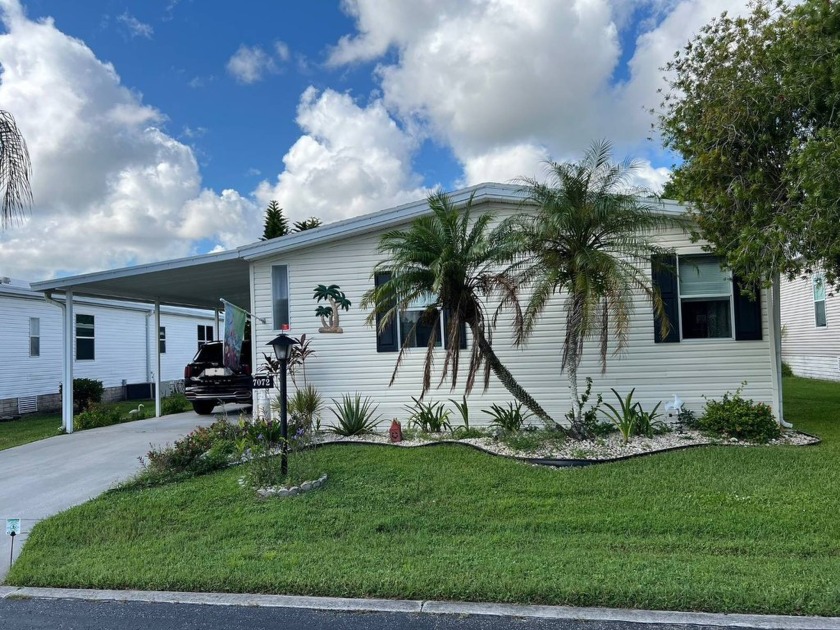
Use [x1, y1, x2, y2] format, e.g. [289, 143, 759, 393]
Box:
[317, 429, 820, 464]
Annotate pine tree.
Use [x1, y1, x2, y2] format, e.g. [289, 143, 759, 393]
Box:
[292, 217, 322, 232]
[261, 200, 288, 240]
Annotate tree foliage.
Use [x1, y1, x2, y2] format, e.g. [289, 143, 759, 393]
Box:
[261, 200, 288, 240]
[293, 217, 322, 232]
[361, 191, 552, 425]
[502, 140, 683, 436]
[0, 110, 33, 230]
[659, 0, 840, 286]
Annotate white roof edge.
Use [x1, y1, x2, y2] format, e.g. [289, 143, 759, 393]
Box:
[239, 182, 688, 261]
[30, 248, 245, 292]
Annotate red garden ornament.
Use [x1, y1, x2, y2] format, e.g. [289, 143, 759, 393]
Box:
[389, 419, 403, 443]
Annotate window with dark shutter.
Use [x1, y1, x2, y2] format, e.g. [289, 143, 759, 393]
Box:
[652, 254, 679, 343]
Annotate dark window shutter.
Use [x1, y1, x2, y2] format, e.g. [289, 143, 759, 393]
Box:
[374, 272, 398, 352]
[443, 309, 468, 349]
[733, 276, 762, 340]
[652, 254, 680, 343]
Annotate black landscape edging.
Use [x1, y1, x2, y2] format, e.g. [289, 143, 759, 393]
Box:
[314, 429, 821, 468]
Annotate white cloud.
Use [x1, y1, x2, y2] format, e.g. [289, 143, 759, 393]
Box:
[255, 87, 428, 224]
[461, 143, 550, 187]
[0, 0, 261, 279]
[226, 41, 292, 84]
[330, 0, 754, 184]
[226, 44, 276, 84]
[116, 12, 154, 39]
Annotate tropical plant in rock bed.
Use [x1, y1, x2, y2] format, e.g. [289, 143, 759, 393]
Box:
[699, 383, 780, 443]
[330, 393, 381, 436]
[501, 140, 686, 439]
[483, 401, 531, 434]
[601, 388, 669, 445]
[405, 396, 452, 433]
[361, 190, 552, 425]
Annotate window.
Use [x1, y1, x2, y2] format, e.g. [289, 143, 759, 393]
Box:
[76, 314, 95, 360]
[814, 274, 827, 327]
[159, 326, 167, 354]
[197, 324, 213, 350]
[373, 272, 467, 352]
[29, 317, 40, 357]
[678, 256, 733, 339]
[652, 253, 761, 343]
[399, 294, 443, 348]
[272, 265, 289, 330]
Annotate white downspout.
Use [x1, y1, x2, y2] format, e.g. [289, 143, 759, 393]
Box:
[44, 290, 73, 433]
[770, 276, 792, 428]
[154, 301, 162, 418]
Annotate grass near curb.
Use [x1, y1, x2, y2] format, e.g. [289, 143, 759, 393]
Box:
[6, 378, 840, 615]
[0, 400, 153, 452]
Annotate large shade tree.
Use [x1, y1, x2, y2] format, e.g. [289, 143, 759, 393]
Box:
[361, 191, 552, 424]
[501, 140, 684, 437]
[0, 110, 32, 229]
[659, 0, 840, 287]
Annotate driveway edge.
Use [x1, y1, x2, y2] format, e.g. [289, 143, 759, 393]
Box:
[1, 586, 839, 628]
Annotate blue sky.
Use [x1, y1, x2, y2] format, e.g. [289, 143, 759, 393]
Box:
[0, 0, 746, 280]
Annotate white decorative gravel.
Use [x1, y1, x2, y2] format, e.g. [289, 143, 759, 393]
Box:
[316, 429, 819, 462]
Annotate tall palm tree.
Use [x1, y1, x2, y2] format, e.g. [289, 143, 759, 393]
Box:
[0, 110, 32, 229]
[501, 140, 685, 437]
[361, 190, 552, 424]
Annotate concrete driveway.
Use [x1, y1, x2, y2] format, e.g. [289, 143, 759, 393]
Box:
[0, 406, 246, 581]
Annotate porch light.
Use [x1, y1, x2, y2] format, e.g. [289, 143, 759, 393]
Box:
[267, 333, 298, 361]
[265, 333, 299, 476]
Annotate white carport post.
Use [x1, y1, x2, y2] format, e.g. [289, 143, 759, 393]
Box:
[62, 289, 74, 434]
[214, 309, 220, 341]
[154, 300, 162, 418]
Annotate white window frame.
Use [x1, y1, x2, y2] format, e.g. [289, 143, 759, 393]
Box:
[29, 317, 40, 357]
[676, 255, 735, 341]
[397, 294, 444, 349]
[197, 324, 213, 350]
[813, 273, 827, 328]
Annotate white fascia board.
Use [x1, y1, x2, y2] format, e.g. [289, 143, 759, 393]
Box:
[29, 249, 243, 293]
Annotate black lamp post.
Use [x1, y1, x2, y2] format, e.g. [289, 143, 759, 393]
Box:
[266, 333, 299, 476]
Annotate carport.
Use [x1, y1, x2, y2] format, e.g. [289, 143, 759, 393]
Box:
[30, 249, 252, 433]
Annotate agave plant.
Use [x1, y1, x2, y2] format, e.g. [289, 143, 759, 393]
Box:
[329, 393, 382, 436]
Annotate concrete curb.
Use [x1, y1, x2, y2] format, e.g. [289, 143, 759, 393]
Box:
[1, 586, 839, 628]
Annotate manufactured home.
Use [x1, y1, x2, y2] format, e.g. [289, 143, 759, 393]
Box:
[780, 273, 840, 382]
[0, 277, 216, 417]
[31, 183, 786, 429]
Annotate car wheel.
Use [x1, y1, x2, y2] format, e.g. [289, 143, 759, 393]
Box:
[192, 401, 216, 415]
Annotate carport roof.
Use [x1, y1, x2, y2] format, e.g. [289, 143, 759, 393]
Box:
[30, 249, 251, 311]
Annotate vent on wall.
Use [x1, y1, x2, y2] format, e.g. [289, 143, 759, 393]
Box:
[18, 396, 38, 414]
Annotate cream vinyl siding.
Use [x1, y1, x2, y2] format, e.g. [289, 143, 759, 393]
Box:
[780, 274, 840, 381]
[251, 200, 776, 426]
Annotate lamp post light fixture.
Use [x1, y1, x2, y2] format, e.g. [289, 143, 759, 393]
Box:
[266, 333, 299, 476]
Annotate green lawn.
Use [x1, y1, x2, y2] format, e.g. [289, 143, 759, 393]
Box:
[6, 378, 840, 615]
[0, 399, 153, 452]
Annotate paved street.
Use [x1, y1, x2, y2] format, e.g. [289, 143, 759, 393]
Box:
[0, 407, 237, 579]
[0, 597, 750, 630]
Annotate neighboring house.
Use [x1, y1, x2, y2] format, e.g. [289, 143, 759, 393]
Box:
[780, 272, 840, 381]
[0, 277, 216, 416]
[31, 183, 784, 427]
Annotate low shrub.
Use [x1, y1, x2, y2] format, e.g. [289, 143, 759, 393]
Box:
[73, 378, 104, 411]
[565, 377, 606, 438]
[74, 403, 123, 430]
[330, 394, 381, 436]
[499, 428, 565, 453]
[483, 402, 530, 433]
[699, 387, 780, 443]
[161, 393, 191, 415]
[677, 408, 699, 429]
[406, 397, 452, 433]
[283, 384, 323, 432]
[781, 361, 794, 377]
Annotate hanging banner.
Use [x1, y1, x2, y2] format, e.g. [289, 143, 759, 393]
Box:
[223, 301, 248, 371]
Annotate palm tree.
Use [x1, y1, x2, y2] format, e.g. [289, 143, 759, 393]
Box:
[361, 190, 552, 424]
[0, 110, 33, 229]
[313, 283, 351, 331]
[501, 140, 685, 437]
